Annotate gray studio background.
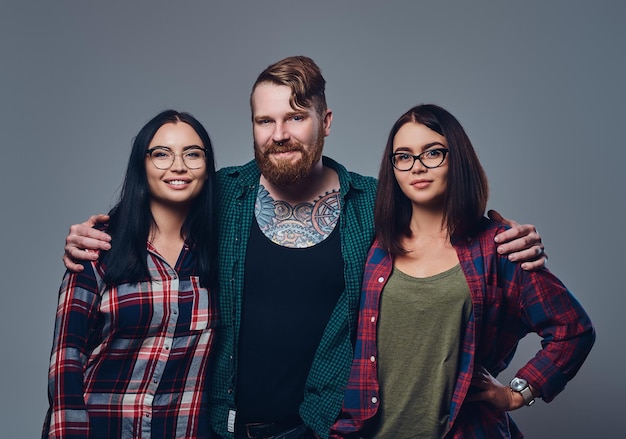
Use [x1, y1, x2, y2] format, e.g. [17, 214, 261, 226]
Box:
[1, 1, 623, 437]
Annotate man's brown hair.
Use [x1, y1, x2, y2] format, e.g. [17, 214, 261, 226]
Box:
[251, 55, 327, 117]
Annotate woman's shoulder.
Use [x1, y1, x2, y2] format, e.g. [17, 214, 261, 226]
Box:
[454, 217, 508, 247]
[477, 216, 509, 237]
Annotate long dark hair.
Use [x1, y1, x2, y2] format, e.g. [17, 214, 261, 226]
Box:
[375, 104, 489, 255]
[102, 110, 218, 288]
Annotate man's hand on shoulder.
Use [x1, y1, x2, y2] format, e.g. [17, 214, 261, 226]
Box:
[489, 209, 547, 271]
[63, 214, 111, 272]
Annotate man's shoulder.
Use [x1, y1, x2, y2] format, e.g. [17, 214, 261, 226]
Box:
[217, 159, 257, 176]
[348, 170, 377, 187]
[217, 160, 260, 186]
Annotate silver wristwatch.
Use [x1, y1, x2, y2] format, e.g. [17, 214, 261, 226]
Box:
[509, 377, 535, 406]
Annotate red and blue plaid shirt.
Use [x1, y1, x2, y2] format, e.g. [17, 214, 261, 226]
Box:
[42, 241, 218, 439]
[331, 218, 595, 438]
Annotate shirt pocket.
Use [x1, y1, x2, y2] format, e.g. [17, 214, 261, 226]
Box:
[190, 276, 210, 331]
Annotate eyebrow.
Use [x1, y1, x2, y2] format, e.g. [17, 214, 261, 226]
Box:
[393, 141, 445, 153]
[150, 145, 204, 151]
[286, 110, 307, 117]
[254, 110, 308, 121]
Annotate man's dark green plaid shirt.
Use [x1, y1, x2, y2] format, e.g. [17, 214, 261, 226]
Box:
[207, 157, 377, 438]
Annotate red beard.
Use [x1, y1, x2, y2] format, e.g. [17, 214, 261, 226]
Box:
[254, 137, 324, 187]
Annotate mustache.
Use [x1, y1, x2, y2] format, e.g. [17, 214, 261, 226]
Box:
[263, 141, 304, 156]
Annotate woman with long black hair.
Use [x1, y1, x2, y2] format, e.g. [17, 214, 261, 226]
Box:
[43, 110, 218, 438]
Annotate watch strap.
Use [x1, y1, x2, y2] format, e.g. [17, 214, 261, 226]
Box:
[519, 385, 535, 406]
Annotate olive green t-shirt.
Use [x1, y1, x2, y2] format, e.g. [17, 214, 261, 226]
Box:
[366, 264, 471, 439]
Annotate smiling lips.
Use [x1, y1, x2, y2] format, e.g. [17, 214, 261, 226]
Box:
[165, 179, 191, 188]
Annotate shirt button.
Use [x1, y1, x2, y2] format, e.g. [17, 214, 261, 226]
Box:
[370, 356, 376, 363]
[370, 316, 376, 323]
[173, 310, 178, 315]
[378, 276, 384, 283]
[371, 396, 378, 404]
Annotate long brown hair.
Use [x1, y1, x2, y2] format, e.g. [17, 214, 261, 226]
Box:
[375, 104, 489, 255]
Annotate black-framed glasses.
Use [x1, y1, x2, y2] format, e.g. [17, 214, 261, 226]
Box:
[147, 146, 207, 170]
[389, 148, 449, 171]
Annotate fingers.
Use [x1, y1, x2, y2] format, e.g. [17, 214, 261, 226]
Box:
[66, 223, 112, 251]
[497, 235, 542, 259]
[469, 366, 516, 410]
[501, 245, 548, 270]
[494, 222, 538, 245]
[85, 213, 110, 227]
[467, 368, 499, 404]
[489, 211, 544, 262]
[496, 226, 548, 271]
[470, 366, 494, 389]
[62, 253, 86, 272]
[487, 209, 503, 222]
[494, 222, 546, 266]
[520, 253, 548, 271]
[488, 209, 523, 228]
[63, 216, 112, 271]
[64, 243, 101, 261]
[63, 237, 105, 271]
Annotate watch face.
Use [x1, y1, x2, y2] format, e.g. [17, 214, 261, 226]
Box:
[510, 377, 528, 391]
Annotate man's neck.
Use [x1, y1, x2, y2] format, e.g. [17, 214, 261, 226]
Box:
[256, 163, 341, 248]
[260, 159, 331, 204]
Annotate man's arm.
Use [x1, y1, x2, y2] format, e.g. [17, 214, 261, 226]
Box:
[62, 211, 547, 272]
[488, 209, 547, 271]
[63, 214, 111, 272]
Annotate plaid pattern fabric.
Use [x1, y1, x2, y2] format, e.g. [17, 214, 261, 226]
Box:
[43, 241, 218, 439]
[331, 218, 595, 438]
[208, 157, 377, 439]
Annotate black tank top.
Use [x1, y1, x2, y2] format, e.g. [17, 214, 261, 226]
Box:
[236, 219, 345, 423]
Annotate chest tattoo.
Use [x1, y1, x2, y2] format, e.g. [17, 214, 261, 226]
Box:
[255, 184, 341, 248]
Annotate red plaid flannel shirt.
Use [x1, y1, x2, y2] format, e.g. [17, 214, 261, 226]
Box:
[43, 241, 218, 439]
[331, 219, 594, 438]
